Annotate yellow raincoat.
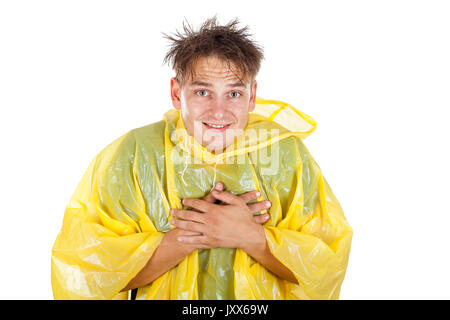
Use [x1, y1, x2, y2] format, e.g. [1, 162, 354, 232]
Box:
[51, 97, 353, 300]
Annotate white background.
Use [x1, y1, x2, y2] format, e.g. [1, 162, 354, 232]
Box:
[1, 0, 449, 299]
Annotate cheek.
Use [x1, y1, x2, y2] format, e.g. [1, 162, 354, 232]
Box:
[181, 95, 206, 118]
[181, 100, 201, 122]
[180, 104, 207, 136]
[234, 109, 250, 127]
[182, 109, 204, 128]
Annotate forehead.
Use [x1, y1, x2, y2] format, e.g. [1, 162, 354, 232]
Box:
[187, 56, 247, 85]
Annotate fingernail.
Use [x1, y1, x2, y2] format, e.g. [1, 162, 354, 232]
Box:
[264, 215, 269, 220]
[256, 191, 261, 197]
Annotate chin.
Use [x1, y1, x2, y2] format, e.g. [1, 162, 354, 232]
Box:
[203, 141, 226, 153]
[204, 131, 240, 152]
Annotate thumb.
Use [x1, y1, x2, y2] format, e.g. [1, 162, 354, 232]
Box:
[211, 190, 241, 206]
[204, 182, 223, 203]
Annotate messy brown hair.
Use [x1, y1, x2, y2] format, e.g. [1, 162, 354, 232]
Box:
[162, 15, 264, 87]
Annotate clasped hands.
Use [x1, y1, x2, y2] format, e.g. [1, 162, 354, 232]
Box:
[170, 182, 271, 255]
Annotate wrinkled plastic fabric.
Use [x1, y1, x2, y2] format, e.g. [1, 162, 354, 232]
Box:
[51, 96, 353, 300]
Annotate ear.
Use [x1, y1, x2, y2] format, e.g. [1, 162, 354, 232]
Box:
[170, 77, 182, 110]
[248, 79, 257, 112]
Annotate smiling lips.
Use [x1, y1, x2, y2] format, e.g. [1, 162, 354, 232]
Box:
[202, 122, 232, 132]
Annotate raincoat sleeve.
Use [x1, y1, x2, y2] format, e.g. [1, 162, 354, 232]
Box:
[51, 131, 164, 300]
[263, 138, 353, 300]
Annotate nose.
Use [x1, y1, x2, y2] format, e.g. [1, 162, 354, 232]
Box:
[210, 97, 226, 119]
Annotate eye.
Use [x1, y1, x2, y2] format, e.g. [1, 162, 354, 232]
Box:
[229, 91, 241, 98]
[196, 90, 209, 97]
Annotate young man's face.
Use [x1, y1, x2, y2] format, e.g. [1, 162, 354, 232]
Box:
[170, 55, 257, 153]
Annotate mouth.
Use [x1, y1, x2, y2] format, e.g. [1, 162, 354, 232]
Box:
[202, 122, 233, 132]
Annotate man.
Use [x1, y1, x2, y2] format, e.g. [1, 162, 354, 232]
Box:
[51, 17, 353, 300]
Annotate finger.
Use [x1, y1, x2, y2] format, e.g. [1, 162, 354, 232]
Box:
[177, 234, 210, 244]
[180, 243, 213, 249]
[211, 190, 243, 206]
[203, 182, 223, 203]
[171, 218, 206, 233]
[174, 229, 203, 236]
[238, 190, 261, 204]
[203, 193, 215, 204]
[177, 235, 215, 249]
[171, 209, 205, 224]
[182, 198, 215, 213]
[214, 182, 223, 192]
[247, 200, 271, 213]
[252, 213, 270, 224]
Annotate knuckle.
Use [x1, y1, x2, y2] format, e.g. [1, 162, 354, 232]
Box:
[184, 198, 197, 208]
[187, 221, 196, 230]
[207, 215, 218, 225]
[183, 210, 193, 220]
[211, 206, 221, 215]
[203, 216, 211, 225]
[185, 221, 194, 229]
[179, 220, 187, 228]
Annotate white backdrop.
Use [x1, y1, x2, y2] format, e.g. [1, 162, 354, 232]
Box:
[1, 0, 449, 299]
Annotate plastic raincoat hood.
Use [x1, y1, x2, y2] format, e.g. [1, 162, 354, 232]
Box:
[51, 96, 352, 300]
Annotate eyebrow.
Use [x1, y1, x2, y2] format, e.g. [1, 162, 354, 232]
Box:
[190, 80, 246, 88]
